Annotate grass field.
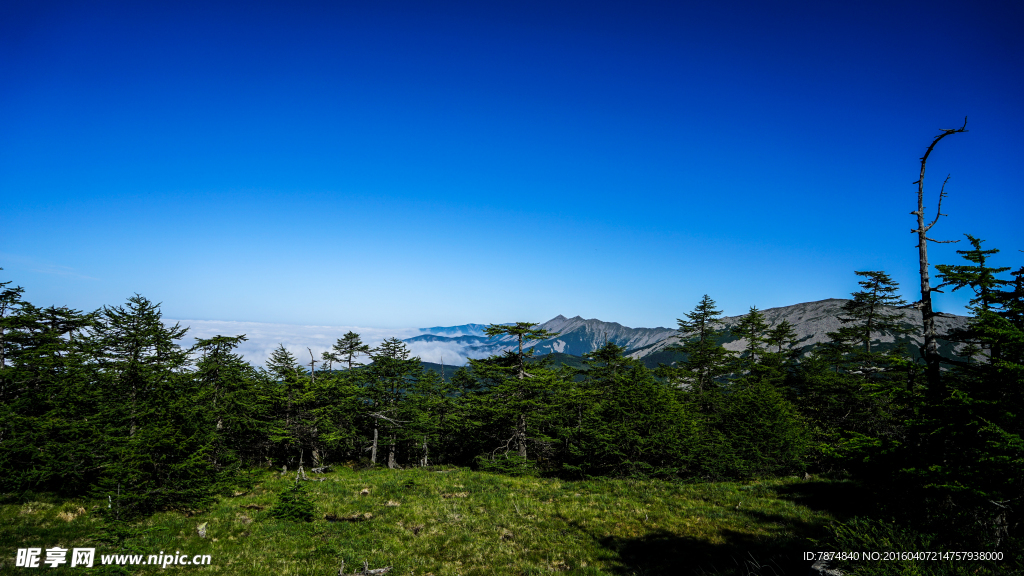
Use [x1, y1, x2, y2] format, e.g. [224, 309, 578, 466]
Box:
[1, 467, 863, 575]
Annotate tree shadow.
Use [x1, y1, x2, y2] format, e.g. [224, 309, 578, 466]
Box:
[772, 479, 876, 521]
[587, 525, 805, 576]
[563, 480, 874, 575]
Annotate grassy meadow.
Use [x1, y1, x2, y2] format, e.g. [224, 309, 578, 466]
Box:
[0, 467, 865, 576]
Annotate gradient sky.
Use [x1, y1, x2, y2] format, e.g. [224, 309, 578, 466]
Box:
[2, 0, 1022, 332]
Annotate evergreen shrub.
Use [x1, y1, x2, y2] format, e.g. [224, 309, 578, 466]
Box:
[268, 482, 315, 522]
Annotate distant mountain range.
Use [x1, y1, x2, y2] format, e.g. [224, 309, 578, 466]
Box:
[405, 316, 675, 360]
[416, 323, 492, 338]
[403, 299, 972, 368]
[170, 300, 973, 369]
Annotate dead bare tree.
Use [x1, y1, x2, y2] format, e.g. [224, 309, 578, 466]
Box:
[366, 412, 406, 468]
[910, 117, 967, 400]
[307, 347, 316, 384]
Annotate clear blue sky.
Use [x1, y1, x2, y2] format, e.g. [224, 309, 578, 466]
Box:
[2, 0, 1022, 329]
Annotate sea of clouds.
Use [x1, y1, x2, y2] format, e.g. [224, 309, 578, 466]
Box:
[165, 319, 487, 367]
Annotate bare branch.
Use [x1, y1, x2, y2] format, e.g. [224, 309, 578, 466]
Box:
[923, 175, 952, 231]
[925, 236, 961, 244]
[367, 412, 408, 426]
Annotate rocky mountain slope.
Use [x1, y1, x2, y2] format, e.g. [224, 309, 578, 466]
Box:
[404, 300, 972, 366]
[629, 298, 971, 365]
[404, 315, 676, 361]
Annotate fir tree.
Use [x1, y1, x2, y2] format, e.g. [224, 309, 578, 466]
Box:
[330, 331, 372, 370]
[267, 344, 303, 381]
[404, 368, 457, 467]
[360, 337, 421, 468]
[479, 322, 561, 460]
[937, 235, 1013, 364]
[192, 334, 274, 471]
[665, 295, 733, 392]
[900, 239, 1024, 548]
[731, 306, 771, 368]
[0, 299, 98, 495]
[483, 322, 559, 379]
[936, 235, 1011, 313]
[303, 368, 362, 466]
[826, 271, 911, 376]
[88, 295, 216, 519]
[766, 319, 799, 355]
[0, 270, 27, 370]
[560, 342, 696, 478]
[833, 271, 910, 354]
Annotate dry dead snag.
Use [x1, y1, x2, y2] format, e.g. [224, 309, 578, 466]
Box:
[910, 117, 967, 400]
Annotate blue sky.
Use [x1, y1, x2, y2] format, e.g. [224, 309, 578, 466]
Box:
[2, 0, 1022, 332]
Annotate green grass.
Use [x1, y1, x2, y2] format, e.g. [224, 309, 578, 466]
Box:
[0, 468, 859, 575]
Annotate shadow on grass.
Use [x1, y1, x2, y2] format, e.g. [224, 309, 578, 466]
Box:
[565, 480, 876, 576]
[590, 526, 806, 576]
[772, 479, 877, 521]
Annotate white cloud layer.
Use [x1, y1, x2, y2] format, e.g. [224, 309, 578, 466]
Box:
[166, 319, 421, 368]
[164, 319, 511, 367]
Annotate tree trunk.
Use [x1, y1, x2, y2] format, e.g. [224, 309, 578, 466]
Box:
[518, 334, 525, 379]
[516, 413, 527, 460]
[912, 119, 966, 401]
[370, 418, 379, 464]
[387, 434, 397, 469]
[917, 237, 943, 399]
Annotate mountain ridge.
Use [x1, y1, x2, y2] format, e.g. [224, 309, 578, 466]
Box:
[401, 299, 972, 366]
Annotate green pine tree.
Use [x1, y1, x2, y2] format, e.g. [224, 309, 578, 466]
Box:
[330, 331, 372, 370]
[483, 322, 560, 379]
[826, 271, 912, 375]
[89, 295, 217, 519]
[192, 334, 275, 471]
[560, 342, 697, 478]
[0, 295, 99, 496]
[896, 238, 1024, 548]
[478, 322, 561, 461]
[665, 295, 733, 392]
[359, 337, 422, 468]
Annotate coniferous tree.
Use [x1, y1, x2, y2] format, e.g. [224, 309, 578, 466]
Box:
[483, 322, 559, 379]
[404, 368, 457, 467]
[303, 367, 362, 466]
[766, 319, 799, 355]
[789, 274, 918, 476]
[267, 344, 304, 380]
[761, 318, 801, 389]
[265, 345, 312, 468]
[560, 342, 696, 478]
[192, 335, 275, 470]
[936, 234, 1013, 364]
[731, 306, 772, 378]
[479, 322, 561, 461]
[89, 296, 216, 519]
[0, 299, 98, 495]
[0, 271, 26, 370]
[664, 295, 733, 392]
[828, 271, 911, 369]
[715, 378, 811, 478]
[898, 238, 1024, 548]
[331, 331, 372, 370]
[360, 337, 421, 468]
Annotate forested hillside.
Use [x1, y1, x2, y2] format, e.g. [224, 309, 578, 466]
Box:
[2, 231, 1022, 575]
